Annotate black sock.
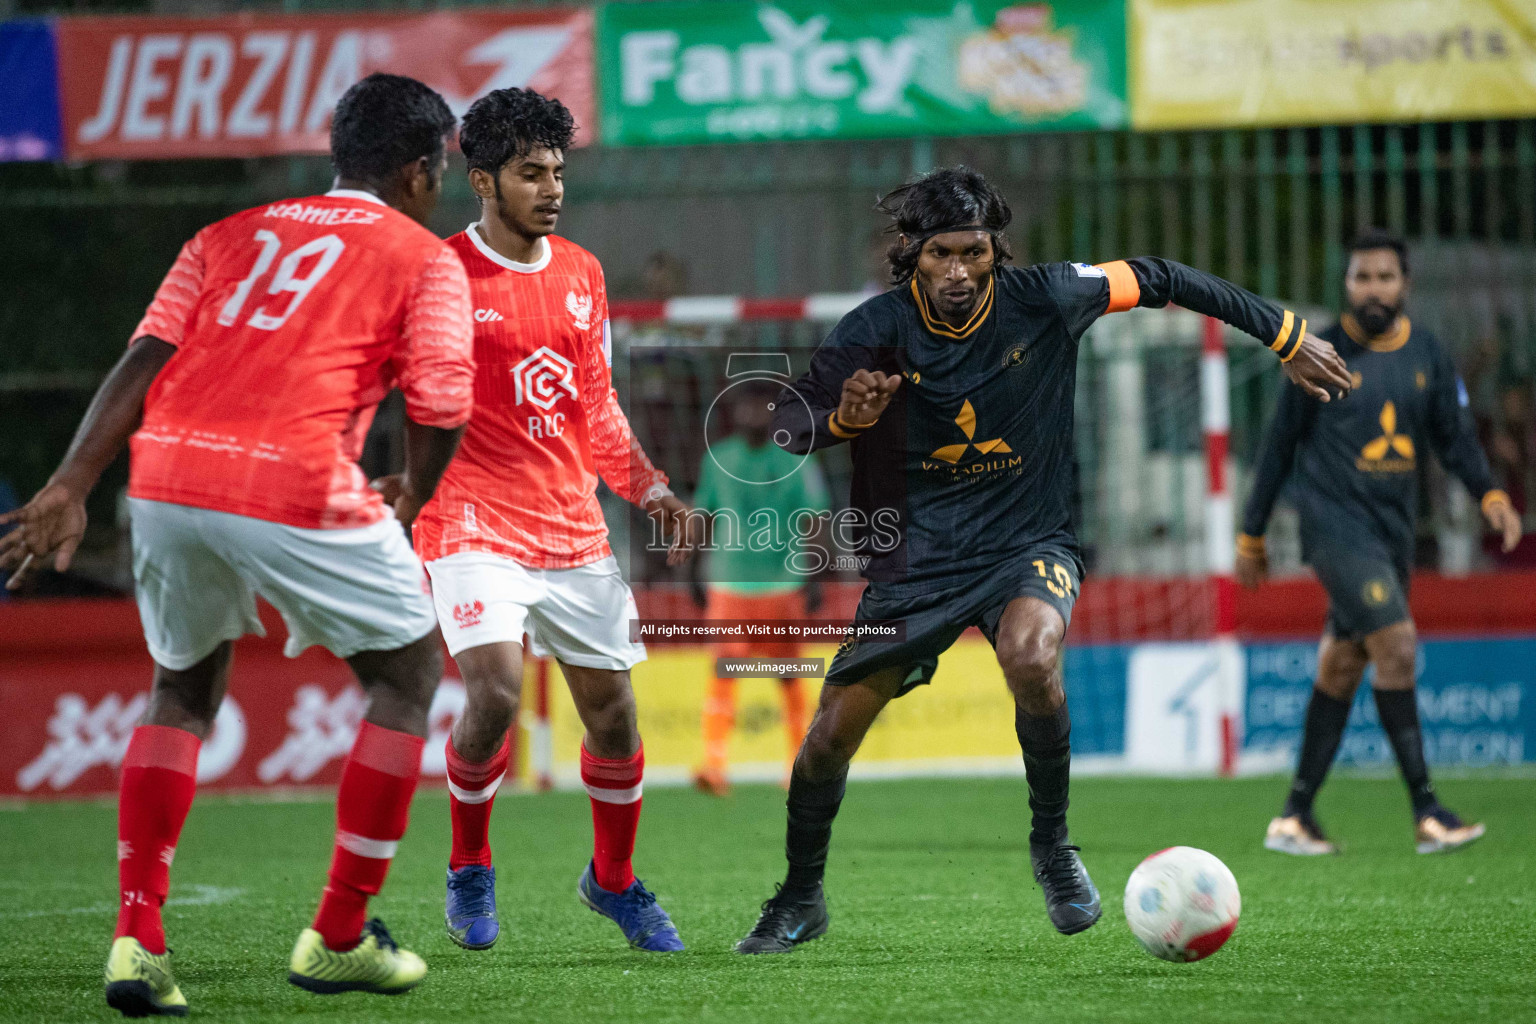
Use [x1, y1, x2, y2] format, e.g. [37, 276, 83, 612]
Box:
[1015, 703, 1071, 846]
[782, 766, 848, 896]
[1283, 688, 1351, 817]
[1373, 687, 1437, 816]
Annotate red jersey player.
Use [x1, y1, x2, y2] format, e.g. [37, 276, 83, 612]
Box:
[383, 88, 699, 954]
[0, 75, 474, 1015]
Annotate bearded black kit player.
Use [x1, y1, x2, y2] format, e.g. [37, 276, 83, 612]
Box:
[733, 166, 1355, 952]
[1241, 229, 1520, 857]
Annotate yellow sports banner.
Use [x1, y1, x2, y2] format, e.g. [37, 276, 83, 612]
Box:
[1131, 0, 1536, 129]
[540, 637, 1024, 783]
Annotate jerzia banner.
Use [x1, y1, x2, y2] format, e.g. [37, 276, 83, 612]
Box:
[38, 8, 593, 162]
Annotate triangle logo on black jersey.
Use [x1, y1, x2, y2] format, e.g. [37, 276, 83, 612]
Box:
[1355, 400, 1416, 474]
[1361, 401, 1415, 462]
[930, 399, 1012, 464]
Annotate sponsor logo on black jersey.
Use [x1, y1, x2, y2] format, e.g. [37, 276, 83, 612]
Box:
[1357, 401, 1416, 473]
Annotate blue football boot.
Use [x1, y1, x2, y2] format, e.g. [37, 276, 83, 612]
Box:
[445, 865, 499, 950]
[576, 862, 685, 952]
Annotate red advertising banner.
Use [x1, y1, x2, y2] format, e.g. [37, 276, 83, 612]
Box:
[54, 8, 593, 161]
[0, 599, 471, 800]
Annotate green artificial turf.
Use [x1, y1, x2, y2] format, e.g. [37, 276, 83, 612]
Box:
[1, 776, 1531, 1023]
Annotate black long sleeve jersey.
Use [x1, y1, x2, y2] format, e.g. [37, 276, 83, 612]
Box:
[1241, 316, 1499, 566]
[771, 257, 1305, 593]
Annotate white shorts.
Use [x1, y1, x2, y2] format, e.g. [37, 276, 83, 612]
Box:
[129, 498, 438, 671]
[425, 551, 646, 669]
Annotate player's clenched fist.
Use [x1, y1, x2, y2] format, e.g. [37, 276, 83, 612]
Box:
[838, 369, 901, 428]
[1283, 332, 1354, 403]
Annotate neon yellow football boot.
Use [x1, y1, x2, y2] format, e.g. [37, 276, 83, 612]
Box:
[287, 918, 426, 995]
[104, 936, 189, 1017]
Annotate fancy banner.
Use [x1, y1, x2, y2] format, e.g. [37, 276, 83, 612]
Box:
[598, 0, 1127, 145]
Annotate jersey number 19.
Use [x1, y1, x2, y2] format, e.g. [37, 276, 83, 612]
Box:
[218, 229, 346, 332]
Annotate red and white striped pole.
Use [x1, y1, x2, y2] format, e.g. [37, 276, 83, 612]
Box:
[1202, 317, 1240, 778]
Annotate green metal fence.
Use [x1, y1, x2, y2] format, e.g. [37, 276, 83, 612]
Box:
[8, 120, 1533, 341]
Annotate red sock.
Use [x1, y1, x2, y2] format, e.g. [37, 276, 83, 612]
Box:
[115, 725, 201, 955]
[581, 743, 643, 893]
[446, 734, 509, 870]
[311, 721, 423, 951]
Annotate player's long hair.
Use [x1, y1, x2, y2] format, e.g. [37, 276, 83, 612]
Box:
[330, 73, 455, 187]
[459, 88, 577, 175]
[876, 166, 1013, 286]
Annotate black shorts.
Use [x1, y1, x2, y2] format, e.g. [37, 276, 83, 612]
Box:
[1310, 546, 1411, 642]
[825, 544, 1082, 697]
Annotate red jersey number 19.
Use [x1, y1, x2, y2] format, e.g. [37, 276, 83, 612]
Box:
[218, 229, 346, 332]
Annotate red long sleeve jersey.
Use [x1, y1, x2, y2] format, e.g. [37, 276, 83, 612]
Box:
[127, 190, 475, 529]
[412, 228, 669, 569]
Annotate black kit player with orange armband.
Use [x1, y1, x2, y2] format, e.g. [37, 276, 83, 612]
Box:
[733, 165, 1354, 955]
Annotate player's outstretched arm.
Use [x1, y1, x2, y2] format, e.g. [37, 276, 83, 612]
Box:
[0, 336, 175, 589]
[1100, 258, 1354, 402]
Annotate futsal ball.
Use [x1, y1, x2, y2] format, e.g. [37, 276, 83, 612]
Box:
[1123, 846, 1240, 962]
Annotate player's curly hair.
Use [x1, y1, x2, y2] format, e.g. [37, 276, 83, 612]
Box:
[875, 166, 1013, 286]
[330, 73, 455, 186]
[459, 88, 578, 176]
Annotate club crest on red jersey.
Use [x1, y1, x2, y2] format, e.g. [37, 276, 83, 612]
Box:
[566, 291, 593, 331]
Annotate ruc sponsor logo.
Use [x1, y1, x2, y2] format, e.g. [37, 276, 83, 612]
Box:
[512, 345, 579, 410]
